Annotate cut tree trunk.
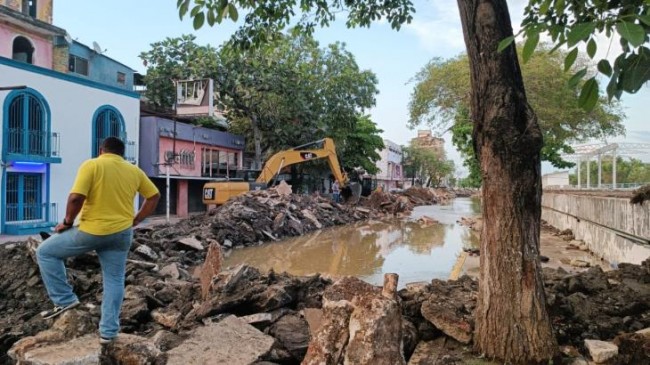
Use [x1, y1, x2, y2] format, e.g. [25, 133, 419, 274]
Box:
[456, 0, 558, 363]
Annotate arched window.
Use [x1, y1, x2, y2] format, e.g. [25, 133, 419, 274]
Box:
[93, 106, 125, 157]
[12, 36, 34, 64]
[4, 89, 49, 156]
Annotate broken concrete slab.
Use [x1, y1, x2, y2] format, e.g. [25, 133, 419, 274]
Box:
[151, 309, 181, 329]
[301, 308, 324, 335]
[160, 263, 180, 280]
[421, 277, 476, 344]
[200, 241, 223, 300]
[17, 334, 100, 365]
[407, 338, 446, 365]
[166, 315, 275, 365]
[268, 314, 310, 360]
[585, 339, 618, 363]
[134, 244, 159, 261]
[178, 236, 204, 251]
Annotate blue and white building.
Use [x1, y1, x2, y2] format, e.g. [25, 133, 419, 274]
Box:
[0, 0, 139, 234]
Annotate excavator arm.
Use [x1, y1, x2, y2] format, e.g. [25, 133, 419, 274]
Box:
[256, 138, 349, 186]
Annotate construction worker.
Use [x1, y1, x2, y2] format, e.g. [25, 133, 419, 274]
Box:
[332, 180, 340, 203]
[36, 137, 160, 344]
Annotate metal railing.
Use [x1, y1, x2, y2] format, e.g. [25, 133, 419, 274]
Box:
[4, 202, 57, 223]
[6, 129, 61, 158]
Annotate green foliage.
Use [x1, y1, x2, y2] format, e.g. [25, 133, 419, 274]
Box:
[139, 33, 381, 172]
[520, 0, 650, 110]
[408, 45, 625, 179]
[569, 157, 650, 186]
[177, 0, 415, 49]
[139, 34, 219, 109]
[403, 143, 454, 187]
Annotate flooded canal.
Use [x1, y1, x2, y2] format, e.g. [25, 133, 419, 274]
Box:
[223, 197, 481, 287]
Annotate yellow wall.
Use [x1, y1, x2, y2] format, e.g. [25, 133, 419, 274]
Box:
[2, 0, 53, 23]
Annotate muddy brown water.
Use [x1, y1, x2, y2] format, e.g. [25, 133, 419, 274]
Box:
[223, 197, 481, 287]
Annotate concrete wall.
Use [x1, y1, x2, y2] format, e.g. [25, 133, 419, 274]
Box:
[542, 192, 650, 265]
[0, 57, 139, 232]
[68, 41, 134, 90]
[0, 24, 53, 68]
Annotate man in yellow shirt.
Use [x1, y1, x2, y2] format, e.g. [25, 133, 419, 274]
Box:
[36, 137, 160, 344]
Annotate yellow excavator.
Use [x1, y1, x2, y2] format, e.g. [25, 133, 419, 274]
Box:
[202, 138, 357, 205]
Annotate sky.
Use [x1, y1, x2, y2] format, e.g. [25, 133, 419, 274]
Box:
[53, 0, 649, 176]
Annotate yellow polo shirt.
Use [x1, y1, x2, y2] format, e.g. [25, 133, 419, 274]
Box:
[70, 153, 159, 235]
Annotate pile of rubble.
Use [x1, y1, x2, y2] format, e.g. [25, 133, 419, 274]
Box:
[4, 227, 650, 365]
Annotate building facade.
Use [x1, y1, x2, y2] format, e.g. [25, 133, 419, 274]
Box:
[411, 130, 445, 159]
[372, 139, 404, 191]
[0, 0, 139, 234]
[139, 116, 245, 217]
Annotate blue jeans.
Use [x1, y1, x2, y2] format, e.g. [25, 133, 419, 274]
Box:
[333, 192, 340, 203]
[36, 227, 133, 338]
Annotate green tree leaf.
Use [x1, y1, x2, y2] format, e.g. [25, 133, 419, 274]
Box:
[193, 12, 205, 30]
[639, 14, 650, 26]
[539, 0, 552, 14]
[597, 59, 612, 77]
[568, 68, 587, 88]
[497, 35, 515, 53]
[587, 38, 597, 59]
[616, 21, 646, 47]
[578, 77, 599, 111]
[564, 48, 578, 72]
[567, 23, 596, 47]
[228, 4, 239, 21]
[522, 32, 539, 63]
[178, 0, 189, 19]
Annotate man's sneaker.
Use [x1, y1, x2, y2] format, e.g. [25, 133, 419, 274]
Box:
[99, 337, 116, 345]
[41, 301, 80, 319]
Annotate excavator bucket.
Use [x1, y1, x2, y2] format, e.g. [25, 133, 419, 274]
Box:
[343, 182, 362, 204]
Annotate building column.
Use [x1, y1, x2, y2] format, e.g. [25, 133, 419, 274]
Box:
[177, 179, 189, 217]
[577, 159, 581, 188]
[597, 153, 602, 189]
[612, 148, 617, 189]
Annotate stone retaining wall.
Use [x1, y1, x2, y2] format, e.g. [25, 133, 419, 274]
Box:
[542, 193, 650, 265]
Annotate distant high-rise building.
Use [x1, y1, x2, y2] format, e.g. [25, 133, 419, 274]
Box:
[411, 130, 445, 159]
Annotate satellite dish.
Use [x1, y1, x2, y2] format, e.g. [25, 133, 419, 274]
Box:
[92, 41, 103, 54]
[64, 32, 72, 44]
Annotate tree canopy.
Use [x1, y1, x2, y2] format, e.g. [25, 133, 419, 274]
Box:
[403, 143, 455, 187]
[139, 33, 383, 173]
[409, 44, 625, 186]
[516, 0, 650, 110]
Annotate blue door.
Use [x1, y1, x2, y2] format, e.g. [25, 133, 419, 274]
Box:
[5, 172, 43, 223]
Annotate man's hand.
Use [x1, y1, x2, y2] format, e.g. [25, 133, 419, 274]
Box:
[54, 222, 72, 233]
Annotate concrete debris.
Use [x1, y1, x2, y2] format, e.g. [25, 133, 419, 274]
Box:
[177, 236, 204, 251]
[570, 259, 591, 268]
[630, 184, 650, 205]
[584, 339, 618, 363]
[166, 316, 275, 365]
[303, 275, 406, 365]
[420, 277, 477, 344]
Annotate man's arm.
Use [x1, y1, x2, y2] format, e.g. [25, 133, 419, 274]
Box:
[133, 193, 161, 227]
[54, 193, 86, 233]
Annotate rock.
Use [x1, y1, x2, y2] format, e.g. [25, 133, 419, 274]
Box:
[151, 309, 181, 328]
[100, 334, 164, 365]
[301, 209, 322, 229]
[14, 334, 100, 364]
[269, 314, 311, 360]
[166, 316, 275, 365]
[560, 345, 581, 357]
[401, 320, 419, 360]
[421, 277, 476, 344]
[613, 332, 650, 365]
[200, 241, 223, 300]
[151, 330, 184, 351]
[239, 312, 278, 329]
[636, 327, 650, 338]
[568, 358, 589, 365]
[121, 298, 150, 324]
[570, 259, 591, 268]
[160, 263, 180, 279]
[274, 180, 292, 196]
[303, 276, 405, 365]
[407, 338, 446, 365]
[585, 339, 618, 363]
[539, 255, 550, 263]
[223, 239, 233, 248]
[8, 309, 95, 360]
[134, 244, 159, 261]
[301, 308, 324, 335]
[178, 236, 204, 250]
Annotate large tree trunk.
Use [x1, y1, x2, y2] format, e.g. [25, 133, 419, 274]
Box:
[456, 1, 558, 363]
[251, 115, 263, 169]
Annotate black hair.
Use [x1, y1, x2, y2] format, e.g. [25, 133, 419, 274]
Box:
[101, 137, 125, 157]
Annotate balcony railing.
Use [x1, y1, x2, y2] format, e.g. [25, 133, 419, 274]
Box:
[6, 129, 61, 159]
[4, 202, 57, 223]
